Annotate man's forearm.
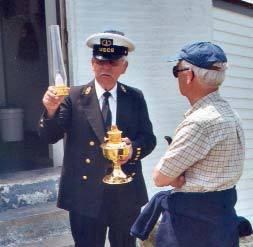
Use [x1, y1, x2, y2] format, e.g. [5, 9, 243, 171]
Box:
[153, 165, 175, 187]
[153, 165, 185, 188]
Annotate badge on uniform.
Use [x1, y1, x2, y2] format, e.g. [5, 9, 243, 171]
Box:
[84, 86, 91, 95]
[120, 85, 127, 93]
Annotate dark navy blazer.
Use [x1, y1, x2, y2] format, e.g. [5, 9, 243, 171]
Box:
[38, 80, 156, 218]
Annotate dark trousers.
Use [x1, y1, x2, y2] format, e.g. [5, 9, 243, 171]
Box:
[69, 187, 140, 247]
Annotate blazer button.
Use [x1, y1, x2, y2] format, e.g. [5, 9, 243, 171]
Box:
[89, 141, 95, 146]
[39, 119, 44, 127]
[82, 176, 88, 180]
[85, 158, 91, 164]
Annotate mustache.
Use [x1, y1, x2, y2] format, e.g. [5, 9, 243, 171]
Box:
[100, 73, 112, 77]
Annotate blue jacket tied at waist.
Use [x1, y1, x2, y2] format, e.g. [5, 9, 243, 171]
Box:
[131, 188, 240, 247]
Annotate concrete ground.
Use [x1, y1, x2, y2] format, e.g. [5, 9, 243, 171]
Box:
[21, 232, 74, 247]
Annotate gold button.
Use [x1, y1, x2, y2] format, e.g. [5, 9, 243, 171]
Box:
[137, 147, 141, 151]
[137, 151, 141, 155]
[85, 158, 91, 164]
[82, 176, 88, 180]
[39, 120, 44, 127]
[134, 158, 138, 161]
[89, 141, 95, 146]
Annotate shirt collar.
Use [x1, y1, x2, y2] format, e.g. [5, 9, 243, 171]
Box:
[94, 79, 117, 101]
[184, 90, 221, 118]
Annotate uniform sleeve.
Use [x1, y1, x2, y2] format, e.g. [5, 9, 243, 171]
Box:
[129, 91, 156, 163]
[38, 95, 72, 144]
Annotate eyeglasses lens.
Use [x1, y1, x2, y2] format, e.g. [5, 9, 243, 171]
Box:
[94, 59, 122, 67]
[172, 66, 190, 78]
[173, 66, 178, 78]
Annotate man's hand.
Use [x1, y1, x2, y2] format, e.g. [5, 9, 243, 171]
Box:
[118, 137, 133, 165]
[170, 174, 185, 188]
[42, 86, 69, 118]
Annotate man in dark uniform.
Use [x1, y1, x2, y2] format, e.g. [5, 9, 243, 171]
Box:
[39, 30, 156, 247]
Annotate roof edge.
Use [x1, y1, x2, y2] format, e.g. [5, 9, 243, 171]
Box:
[213, 0, 253, 17]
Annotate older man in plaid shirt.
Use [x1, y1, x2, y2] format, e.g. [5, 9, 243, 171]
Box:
[153, 42, 245, 247]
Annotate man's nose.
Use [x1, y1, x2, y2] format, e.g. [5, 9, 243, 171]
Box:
[102, 62, 112, 69]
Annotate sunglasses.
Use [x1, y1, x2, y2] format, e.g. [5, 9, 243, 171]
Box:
[172, 66, 190, 78]
[93, 58, 124, 67]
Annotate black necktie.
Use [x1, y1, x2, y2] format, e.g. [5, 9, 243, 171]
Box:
[102, 91, 112, 131]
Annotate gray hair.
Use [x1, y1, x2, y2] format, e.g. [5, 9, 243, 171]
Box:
[180, 60, 227, 88]
[121, 56, 128, 63]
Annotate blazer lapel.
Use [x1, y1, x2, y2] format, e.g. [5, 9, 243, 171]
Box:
[80, 81, 105, 144]
[116, 83, 131, 133]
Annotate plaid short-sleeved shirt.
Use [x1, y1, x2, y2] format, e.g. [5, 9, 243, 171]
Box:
[159, 91, 245, 192]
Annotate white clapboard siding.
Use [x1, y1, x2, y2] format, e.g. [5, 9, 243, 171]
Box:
[222, 98, 253, 112]
[233, 109, 253, 119]
[244, 128, 253, 137]
[245, 139, 253, 148]
[237, 178, 253, 190]
[218, 43, 253, 59]
[213, 30, 253, 48]
[227, 54, 253, 69]
[214, 7, 253, 28]
[246, 152, 253, 161]
[214, 19, 253, 38]
[225, 76, 253, 89]
[226, 65, 253, 79]
[221, 86, 253, 99]
[213, 6, 253, 223]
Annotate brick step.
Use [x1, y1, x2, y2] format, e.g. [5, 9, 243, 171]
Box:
[0, 167, 61, 212]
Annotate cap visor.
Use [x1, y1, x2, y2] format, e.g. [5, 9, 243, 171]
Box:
[166, 54, 181, 62]
[94, 54, 123, 61]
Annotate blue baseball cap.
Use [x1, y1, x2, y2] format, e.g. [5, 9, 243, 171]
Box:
[167, 42, 227, 69]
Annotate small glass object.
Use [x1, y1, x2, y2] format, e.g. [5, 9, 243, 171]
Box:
[49, 25, 69, 96]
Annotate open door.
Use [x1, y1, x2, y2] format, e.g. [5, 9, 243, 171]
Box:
[0, 0, 55, 173]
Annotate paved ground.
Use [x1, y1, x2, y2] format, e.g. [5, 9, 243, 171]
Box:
[20, 232, 74, 247]
[10, 230, 253, 247]
[139, 234, 253, 247]
[20, 232, 110, 247]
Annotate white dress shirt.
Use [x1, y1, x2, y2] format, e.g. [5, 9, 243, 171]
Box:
[94, 80, 117, 125]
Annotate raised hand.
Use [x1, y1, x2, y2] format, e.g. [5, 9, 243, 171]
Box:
[42, 86, 69, 118]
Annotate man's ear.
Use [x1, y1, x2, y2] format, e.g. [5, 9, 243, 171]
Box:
[91, 58, 95, 72]
[186, 69, 194, 84]
[122, 61, 128, 74]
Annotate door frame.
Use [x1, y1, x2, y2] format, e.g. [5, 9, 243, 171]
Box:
[45, 0, 69, 167]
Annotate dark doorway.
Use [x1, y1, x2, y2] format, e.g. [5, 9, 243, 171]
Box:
[0, 0, 52, 173]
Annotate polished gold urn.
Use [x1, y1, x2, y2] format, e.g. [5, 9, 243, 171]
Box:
[101, 126, 133, 184]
